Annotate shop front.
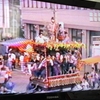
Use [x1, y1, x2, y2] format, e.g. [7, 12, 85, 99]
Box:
[90, 31, 100, 57]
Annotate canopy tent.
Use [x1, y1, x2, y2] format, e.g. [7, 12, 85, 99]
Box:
[80, 56, 100, 64]
[0, 37, 34, 47]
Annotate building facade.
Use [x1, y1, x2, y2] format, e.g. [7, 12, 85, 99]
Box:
[0, 0, 10, 40]
[0, 0, 20, 41]
[9, 0, 20, 38]
[20, 0, 100, 58]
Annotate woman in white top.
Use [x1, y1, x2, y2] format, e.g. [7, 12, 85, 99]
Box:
[70, 52, 77, 68]
[90, 68, 99, 89]
[7, 55, 13, 70]
[81, 78, 89, 90]
[19, 53, 25, 72]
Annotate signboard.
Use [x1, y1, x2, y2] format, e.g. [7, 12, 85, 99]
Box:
[92, 36, 100, 44]
[92, 46, 100, 56]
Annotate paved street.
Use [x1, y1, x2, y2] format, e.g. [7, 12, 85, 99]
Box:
[12, 69, 31, 93]
[0, 69, 31, 93]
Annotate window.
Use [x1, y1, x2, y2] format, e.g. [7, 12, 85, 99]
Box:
[24, 0, 28, 7]
[33, 0, 37, 8]
[72, 32, 76, 37]
[68, 6, 72, 9]
[23, 0, 25, 7]
[27, 0, 29, 7]
[50, 3, 52, 9]
[29, 24, 35, 39]
[29, 0, 32, 8]
[71, 29, 82, 42]
[41, 2, 46, 8]
[46, 3, 51, 9]
[71, 6, 75, 9]
[31, 0, 34, 8]
[54, 4, 57, 9]
[90, 31, 100, 44]
[36, 1, 38, 8]
[60, 5, 63, 9]
[77, 7, 81, 10]
[57, 4, 61, 9]
[62, 5, 67, 9]
[50, 3, 55, 9]
[37, 1, 42, 8]
[66, 6, 69, 9]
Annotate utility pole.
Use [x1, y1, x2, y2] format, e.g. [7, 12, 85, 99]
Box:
[2, 0, 5, 40]
[12, 0, 14, 38]
[53, 6, 56, 22]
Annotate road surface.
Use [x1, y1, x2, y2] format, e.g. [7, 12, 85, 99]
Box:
[0, 69, 30, 93]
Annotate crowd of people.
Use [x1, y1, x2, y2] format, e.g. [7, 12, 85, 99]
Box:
[30, 51, 79, 78]
[80, 67, 100, 90]
[0, 44, 81, 93]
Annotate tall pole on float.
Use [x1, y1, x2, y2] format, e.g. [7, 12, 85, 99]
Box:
[45, 4, 56, 80]
[45, 46, 48, 79]
[53, 4, 57, 41]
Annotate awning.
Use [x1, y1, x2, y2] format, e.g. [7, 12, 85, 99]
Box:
[0, 37, 34, 47]
[80, 56, 100, 64]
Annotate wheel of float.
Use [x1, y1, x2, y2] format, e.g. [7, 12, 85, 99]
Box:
[31, 84, 39, 92]
[70, 84, 76, 91]
[36, 86, 43, 92]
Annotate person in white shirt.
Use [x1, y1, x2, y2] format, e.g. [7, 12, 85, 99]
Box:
[70, 55, 77, 64]
[11, 53, 16, 69]
[7, 52, 16, 70]
[81, 78, 89, 90]
[90, 67, 99, 89]
[7, 55, 13, 70]
[19, 53, 25, 72]
[70, 53, 77, 68]
[35, 33, 49, 43]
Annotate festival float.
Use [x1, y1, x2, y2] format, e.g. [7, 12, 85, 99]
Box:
[27, 41, 85, 91]
[6, 39, 85, 91]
